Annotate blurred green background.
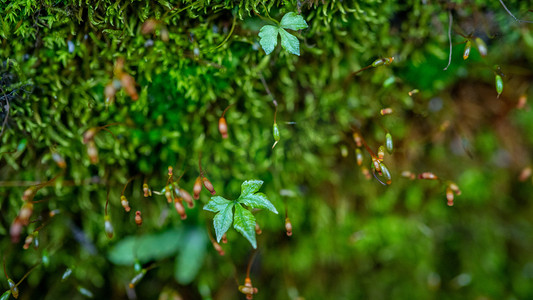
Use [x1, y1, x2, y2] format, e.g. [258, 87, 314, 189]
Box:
[1, 0, 533, 299]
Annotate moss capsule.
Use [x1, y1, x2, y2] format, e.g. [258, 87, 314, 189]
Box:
[8, 279, 18, 299]
[129, 269, 147, 289]
[386, 133, 393, 154]
[379, 162, 392, 185]
[356, 148, 363, 166]
[135, 211, 142, 226]
[193, 176, 202, 199]
[219, 117, 228, 139]
[272, 123, 280, 149]
[380, 108, 393, 115]
[202, 177, 216, 195]
[174, 199, 187, 220]
[1, 291, 12, 300]
[120, 195, 131, 212]
[495, 74, 503, 98]
[377, 146, 385, 161]
[285, 218, 293, 237]
[475, 37, 487, 57]
[353, 132, 362, 147]
[463, 40, 471, 60]
[446, 187, 454, 206]
[104, 216, 114, 239]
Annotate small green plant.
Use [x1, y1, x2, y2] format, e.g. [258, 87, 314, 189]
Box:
[204, 180, 278, 248]
[258, 12, 308, 56]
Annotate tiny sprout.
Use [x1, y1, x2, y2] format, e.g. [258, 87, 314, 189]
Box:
[272, 123, 280, 149]
[135, 211, 142, 226]
[463, 40, 471, 60]
[23, 235, 33, 250]
[174, 199, 187, 220]
[61, 268, 72, 281]
[129, 269, 147, 289]
[475, 37, 487, 57]
[446, 187, 454, 206]
[143, 183, 152, 197]
[212, 241, 225, 256]
[285, 218, 293, 237]
[238, 277, 258, 300]
[87, 141, 98, 164]
[517, 94, 527, 110]
[371, 57, 394, 67]
[356, 148, 363, 166]
[120, 195, 131, 212]
[519, 167, 532, 182]
[202, 177, 216, 195]
[353, 132, 362, 147]
[193, 177, 202, 200]
[495, 74, 503, 98]
[385, 133, 393, 154]
[408, 89, 419, 96]
[401, 171, 415, 180]
[52, 153, 66, 169]
[377, 146, 385, 161]
[222, 233, 228, 244]
[419, 172, 438, 180]
[255, 223, 262, 235]
[104, 216, 114, 239]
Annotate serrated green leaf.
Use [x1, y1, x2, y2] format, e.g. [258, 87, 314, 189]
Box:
[241, 180, 263, 196]
[213, 202, 234, 242]
[258, 25, 279, 55]
[203, 196, 231, 212]
[239, 192, 278, 214]
[279, 28, 300, 56]
[280, 12, 308, 31]
[233, 203, 257, 248]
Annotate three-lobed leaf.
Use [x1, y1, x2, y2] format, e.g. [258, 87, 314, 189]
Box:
[203, 180, 277, 248]
[258, 12, 308, 56]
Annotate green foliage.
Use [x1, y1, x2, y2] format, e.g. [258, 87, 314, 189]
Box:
[258, 12, 308, 55]
[204, 180, 277, 248]
[1, 0, 533, 299]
